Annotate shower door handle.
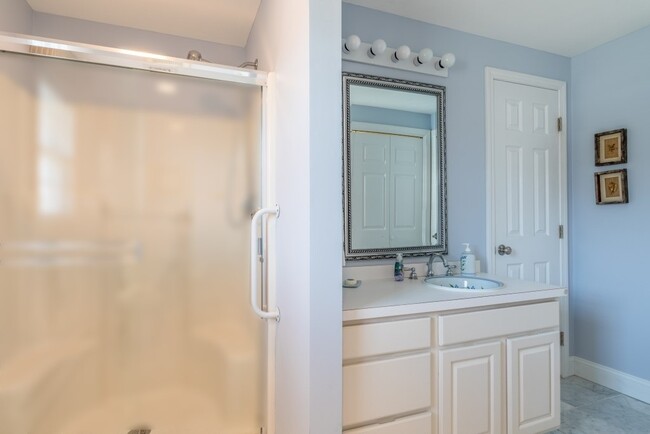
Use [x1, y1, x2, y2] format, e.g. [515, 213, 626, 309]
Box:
[250, 205, 280, 321]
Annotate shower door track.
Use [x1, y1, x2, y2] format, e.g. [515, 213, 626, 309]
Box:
[0, 31, 267, 86]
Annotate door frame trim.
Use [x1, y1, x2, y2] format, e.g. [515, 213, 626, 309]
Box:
[484, 67, 570, 376]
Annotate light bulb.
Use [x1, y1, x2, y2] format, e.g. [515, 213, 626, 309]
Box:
[414, 48, 433, 66]
[437, 52, 456, 69]
[368, 39, 387, 57]
[392, 45, 411, 62]
[344, 34, 361, 53]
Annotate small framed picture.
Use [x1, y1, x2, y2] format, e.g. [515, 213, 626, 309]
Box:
[595, 128, 627, 166]
[595, 169, 628, 205]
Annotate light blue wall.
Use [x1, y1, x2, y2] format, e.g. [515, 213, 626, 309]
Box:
[0, 0, 32, 33]
[570, 26, 650, 381]
[343, 3, 571, 263]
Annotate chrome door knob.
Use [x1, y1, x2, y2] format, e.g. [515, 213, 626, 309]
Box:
[497, 244, 512, 256]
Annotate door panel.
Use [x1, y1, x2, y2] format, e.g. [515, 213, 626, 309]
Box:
[390, 135, 424, 247]
[351, 131, 390, 249]
[493, 81, 560, 284]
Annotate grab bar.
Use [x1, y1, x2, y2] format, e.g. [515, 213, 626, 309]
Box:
[250, 205, 280, 321]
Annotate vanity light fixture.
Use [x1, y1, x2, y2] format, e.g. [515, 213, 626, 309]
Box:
[343, 34, 361, 53]
[414, 48, 433, 66]
[392, 45, 411, 62]
[436, 53, 456, 70]
[341, 35, 455, 78]
[368, 39, 387, 57]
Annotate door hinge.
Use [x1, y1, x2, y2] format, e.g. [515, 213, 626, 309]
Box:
[560, 331, 565, 346]
[557, 117, 562, 132]
[558, 225, 564, 239]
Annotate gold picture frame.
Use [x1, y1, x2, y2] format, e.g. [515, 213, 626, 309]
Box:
[595, 128, 627, 166]
[595, 169, 628, 205]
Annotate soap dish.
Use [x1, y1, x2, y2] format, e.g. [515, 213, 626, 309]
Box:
[342, 279, 362, 288]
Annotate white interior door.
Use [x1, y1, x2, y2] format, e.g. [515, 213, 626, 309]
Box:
[486, 68, 569, 376]
[493, 80, 560, 283]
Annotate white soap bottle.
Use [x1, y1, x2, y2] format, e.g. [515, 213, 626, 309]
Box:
[460, 243, 476, 275]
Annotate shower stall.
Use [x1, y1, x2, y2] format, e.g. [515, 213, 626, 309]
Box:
[0, 33, 276, 434]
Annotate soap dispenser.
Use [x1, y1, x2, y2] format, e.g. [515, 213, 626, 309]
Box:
[460, 243, 476, 275]
[394, 253, 404, 281]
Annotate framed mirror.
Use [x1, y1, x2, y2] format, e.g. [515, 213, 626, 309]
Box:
[343, 73, 447, 260]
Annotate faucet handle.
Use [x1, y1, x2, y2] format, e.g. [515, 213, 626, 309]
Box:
[445, 264, 457, 276]
[404, 266, 418, 280]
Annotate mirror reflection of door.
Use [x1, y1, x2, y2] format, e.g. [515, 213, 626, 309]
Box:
[350, 125, 432, 249]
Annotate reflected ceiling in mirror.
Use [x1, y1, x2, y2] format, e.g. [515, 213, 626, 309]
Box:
[343, 73, 447, 260]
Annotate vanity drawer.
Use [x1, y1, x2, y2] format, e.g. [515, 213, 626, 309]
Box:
[438, 301, 559, 346]
[343, 317, 431, 361]
[344, 412, 432, 434]
[343, 353, 431, 428]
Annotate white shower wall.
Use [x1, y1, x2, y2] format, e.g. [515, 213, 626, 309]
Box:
[0, 52, 264, 433]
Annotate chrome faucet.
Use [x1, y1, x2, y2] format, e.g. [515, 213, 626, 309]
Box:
[426, 253, 447, 277]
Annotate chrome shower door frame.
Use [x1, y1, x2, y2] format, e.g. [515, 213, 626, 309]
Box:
[0, 31, 267, 86]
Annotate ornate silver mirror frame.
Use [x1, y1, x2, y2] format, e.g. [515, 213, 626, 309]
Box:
[343, 73, 447, 260]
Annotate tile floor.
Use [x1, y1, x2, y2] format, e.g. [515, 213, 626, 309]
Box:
[549, 376, 650, 433]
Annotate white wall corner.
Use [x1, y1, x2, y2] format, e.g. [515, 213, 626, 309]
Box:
[572, 356, 650, 405]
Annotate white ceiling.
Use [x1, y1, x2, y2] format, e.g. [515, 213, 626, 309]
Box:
[344, 0, 650, 57]
[26, 0, 262, 48]
[25, 0, 650, 56]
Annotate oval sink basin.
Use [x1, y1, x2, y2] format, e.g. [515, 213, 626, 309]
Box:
[424, 276, 504, 291]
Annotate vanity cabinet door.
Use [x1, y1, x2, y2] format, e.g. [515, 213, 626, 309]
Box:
[439, 341, 502, 434]
[506, 332, 560, 434]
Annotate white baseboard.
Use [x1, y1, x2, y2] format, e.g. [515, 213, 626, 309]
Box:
[571, 356, 650, 404]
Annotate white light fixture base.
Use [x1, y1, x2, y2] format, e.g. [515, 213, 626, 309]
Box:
[342, 40, 449, 78]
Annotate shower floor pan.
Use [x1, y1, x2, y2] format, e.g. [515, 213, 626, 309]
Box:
[57, 387, 257, 434]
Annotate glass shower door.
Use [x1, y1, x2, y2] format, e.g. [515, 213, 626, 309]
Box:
[0, 50, 265, 434]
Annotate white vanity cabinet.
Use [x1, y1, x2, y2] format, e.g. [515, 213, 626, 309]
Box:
[343, 300, 561, 434]
[437, 301, 560, 434]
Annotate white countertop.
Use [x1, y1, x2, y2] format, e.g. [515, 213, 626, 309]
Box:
[343, 273, 567, 321]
